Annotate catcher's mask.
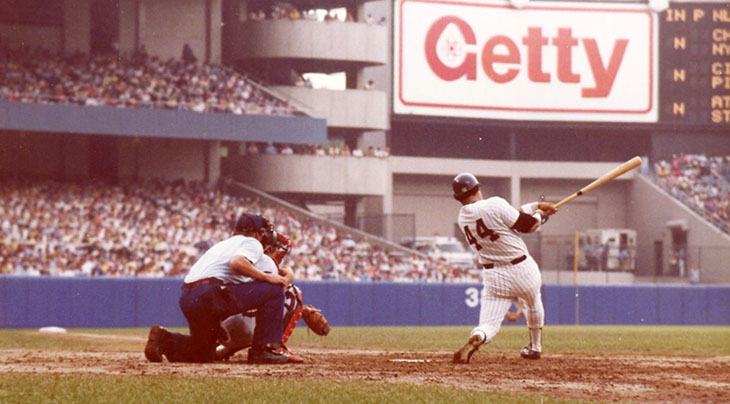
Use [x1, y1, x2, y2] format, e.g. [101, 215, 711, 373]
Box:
[261, 229, 283, 251]
[234, 214, 274, 241]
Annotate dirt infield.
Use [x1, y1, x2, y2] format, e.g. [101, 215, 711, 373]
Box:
[2, 346, 729, 403]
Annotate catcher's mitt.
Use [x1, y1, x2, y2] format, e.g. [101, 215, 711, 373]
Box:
[301, 305, 330, 336]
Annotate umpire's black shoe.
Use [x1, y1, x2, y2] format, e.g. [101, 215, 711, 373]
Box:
[453, 334, 483, 364]
[144, 325, 169, 363]
[520, 346, 541, 360]
[248, 343, 290, 364]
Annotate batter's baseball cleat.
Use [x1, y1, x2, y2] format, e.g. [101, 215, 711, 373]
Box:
[248, 343, 291, 364]
[144, 325, 169, 363]
[452, 334, 483, 364]
[520, 346, 542, 360]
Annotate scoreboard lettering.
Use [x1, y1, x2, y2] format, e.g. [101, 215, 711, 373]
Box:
[661, 4, 730, 126]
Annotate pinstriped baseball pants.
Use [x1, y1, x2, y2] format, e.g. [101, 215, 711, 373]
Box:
[471, 255, 544, 344]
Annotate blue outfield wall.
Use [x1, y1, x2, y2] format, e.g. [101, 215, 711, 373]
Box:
[1, 276, 728, 328]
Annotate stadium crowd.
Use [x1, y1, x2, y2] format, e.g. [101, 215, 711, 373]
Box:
[0, 46, 296, 116]
[0, 180, 477, 283]
[654, 153, 730, 234]
[249, 5, 387, 25]
[245, 142, 390, 158]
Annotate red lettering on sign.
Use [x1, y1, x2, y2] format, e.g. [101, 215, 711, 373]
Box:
[553, 28, 580, 83]
[581, 38, 628, 97]
[424, 16, 477, 81]
[482, 36, 520, 83]
[423, 19, 631, 98]
[522, 27, 550, 83]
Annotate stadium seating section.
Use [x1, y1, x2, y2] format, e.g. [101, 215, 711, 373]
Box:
[0, 179, 478, 282]
[0, 47, 296, 116]
[653, 154, 730, 234]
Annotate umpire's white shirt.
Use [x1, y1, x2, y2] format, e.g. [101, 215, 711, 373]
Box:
[458, 197, 529, 263]
[184, 235, 264, 284]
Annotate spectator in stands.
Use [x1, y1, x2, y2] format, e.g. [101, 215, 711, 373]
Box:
[280, 144, 294, 155]
[599, 243, 609, 271]
[583, 241, 595, 271]
[181, 44, 197, 64]
[264, 142, 278, 154]
[246, 143, 260, 155]
[689, 267, 700, 284]
[618, 245, 630, 270]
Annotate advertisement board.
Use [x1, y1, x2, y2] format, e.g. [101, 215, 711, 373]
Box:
[394, 0, 659, 122]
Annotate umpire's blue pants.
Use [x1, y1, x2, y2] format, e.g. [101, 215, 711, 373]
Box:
[165, 280, 284, 363]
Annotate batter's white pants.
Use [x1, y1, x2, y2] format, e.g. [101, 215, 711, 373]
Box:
[471, 255, 544, 344]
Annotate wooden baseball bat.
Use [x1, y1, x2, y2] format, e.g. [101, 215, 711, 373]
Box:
[554, 156, 642, 209]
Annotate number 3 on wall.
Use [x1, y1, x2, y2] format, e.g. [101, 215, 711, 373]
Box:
[464, 287, 484, 308]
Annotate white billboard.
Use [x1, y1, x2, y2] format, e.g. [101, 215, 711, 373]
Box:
[394, 0, 658, 122]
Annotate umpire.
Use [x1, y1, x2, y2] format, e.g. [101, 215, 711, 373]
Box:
[144, 213, 295, 364]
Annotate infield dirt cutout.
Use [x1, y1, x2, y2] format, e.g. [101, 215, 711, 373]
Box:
[2, 341, 729, 404]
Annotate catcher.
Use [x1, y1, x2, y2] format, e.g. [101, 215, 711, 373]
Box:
[215, 229, 330, 362]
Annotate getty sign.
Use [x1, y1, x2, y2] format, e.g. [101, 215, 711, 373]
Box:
[393, 0, 659, 122]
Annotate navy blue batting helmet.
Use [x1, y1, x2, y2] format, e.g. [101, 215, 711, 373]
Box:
[452, 173, 480, 201]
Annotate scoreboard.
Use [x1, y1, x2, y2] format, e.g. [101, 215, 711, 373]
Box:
[660, 4, 730, 126]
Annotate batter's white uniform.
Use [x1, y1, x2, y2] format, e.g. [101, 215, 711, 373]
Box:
[458, 197, 545, 348]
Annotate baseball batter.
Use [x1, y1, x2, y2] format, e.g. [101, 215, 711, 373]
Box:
[451, 173, 557, 363]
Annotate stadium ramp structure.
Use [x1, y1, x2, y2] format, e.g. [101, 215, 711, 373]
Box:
[629, 173, 730, 283]
[224, 180, 427, 259]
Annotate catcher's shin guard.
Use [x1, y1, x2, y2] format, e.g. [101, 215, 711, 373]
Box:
[282, 285, 304, 344]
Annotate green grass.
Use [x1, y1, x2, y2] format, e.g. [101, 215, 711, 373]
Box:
[1, 326, 727, 404]
[290, 325, 730, 356]
[2, 325, 728, 356]
[0, 374, 597, 404]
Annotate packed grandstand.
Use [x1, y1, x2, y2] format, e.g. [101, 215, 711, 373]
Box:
[1, 153, 727, 281]
[0, 179, 476, 283]
[654, 154, 730, 234]
[0, 46, 297, 116]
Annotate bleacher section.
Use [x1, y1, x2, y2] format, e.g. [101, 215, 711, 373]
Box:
[653, 154, 730, 234]
[0, 179, 479, 283]
[0, 47, 298, 116]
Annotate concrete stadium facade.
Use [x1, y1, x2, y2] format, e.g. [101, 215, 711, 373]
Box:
[0, 0, 728, 282]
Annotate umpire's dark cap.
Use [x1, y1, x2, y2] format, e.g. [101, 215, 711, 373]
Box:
[234, 213, 265, 234]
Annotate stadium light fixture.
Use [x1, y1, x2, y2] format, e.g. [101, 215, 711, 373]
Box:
[648, 0, 669, 13]
[509, 0, 529, 9]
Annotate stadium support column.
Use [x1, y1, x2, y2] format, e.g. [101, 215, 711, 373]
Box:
[118, 0, 139, 55]
[205, 141, 221, 186]
[345, 198, 358, 229]
[205, 0, 222, 64]
[510, 174, 521, 207]
[63, 0, 91, 55]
